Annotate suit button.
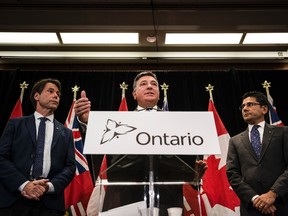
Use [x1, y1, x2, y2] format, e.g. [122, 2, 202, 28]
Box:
[31, 154, 35, 158]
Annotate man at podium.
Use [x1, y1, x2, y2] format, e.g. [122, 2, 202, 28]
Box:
[74, 71, 207, 216]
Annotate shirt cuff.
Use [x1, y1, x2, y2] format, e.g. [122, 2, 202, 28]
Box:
[77, 116, 87, 133]
[251, 195, 259, 202]
[19, 181, 30, 192]
[47, 182, 55, 193]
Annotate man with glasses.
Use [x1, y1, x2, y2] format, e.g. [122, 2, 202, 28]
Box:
[226, 91, 288, 215]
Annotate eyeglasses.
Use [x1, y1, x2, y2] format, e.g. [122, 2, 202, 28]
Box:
[239, 102, 261, 110]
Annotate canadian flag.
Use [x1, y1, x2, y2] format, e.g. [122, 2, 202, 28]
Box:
[183, 99, 240, 216]
[10, 98, 23, 119]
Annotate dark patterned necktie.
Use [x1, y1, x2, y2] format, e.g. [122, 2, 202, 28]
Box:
[251, 125, 261, 159]
[32, 117, 47, 179]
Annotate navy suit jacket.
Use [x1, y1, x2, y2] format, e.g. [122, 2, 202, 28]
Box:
[0, 115, 76, 211]
[226, 124, 288, 214]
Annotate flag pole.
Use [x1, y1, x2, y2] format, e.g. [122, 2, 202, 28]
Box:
[71, 85, 80, 101]
[205, 84, 214, 102]
[19, 81, 29, 103]
[195, 83, 215, 216]
[262, 80, 271, 97]
[161, 83, 169, 111]
[160, 82, 169, 99]
[120, 82, 128, 98]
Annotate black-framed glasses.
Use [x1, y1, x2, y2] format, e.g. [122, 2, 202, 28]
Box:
[239, 102, 261, 110]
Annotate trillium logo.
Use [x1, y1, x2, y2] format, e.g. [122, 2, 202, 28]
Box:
[100, 119, 137, 144]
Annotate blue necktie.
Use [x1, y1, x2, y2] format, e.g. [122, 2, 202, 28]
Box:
[251, 125, 261, 159]
[32, 117, 47, 179]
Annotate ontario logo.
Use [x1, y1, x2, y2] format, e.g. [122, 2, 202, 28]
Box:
[100, 119, 137, 144]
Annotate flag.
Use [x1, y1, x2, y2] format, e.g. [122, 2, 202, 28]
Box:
[86, 94, 129, 215]
[118, 95, 128, 111]
[64, 100, 94, 216]
[86, 155, 107, 216]
[267, 94, 284, 126]
[191, 100, 240, 216]
[10, 98, 23, 119]
[162, 93, 169, 111]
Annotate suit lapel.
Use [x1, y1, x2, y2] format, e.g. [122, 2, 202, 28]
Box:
[259, 123, 274, 160]
[51, 120, 61, 149]
[26, 115, 37, 145]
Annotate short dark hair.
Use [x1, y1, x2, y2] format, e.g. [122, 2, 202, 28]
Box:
[133, 71, 158, 90]
[30, 78, 61, 109]
[242, 91, 269, 111]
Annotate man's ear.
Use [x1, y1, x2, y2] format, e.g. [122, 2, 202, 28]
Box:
[132, 90, 137, 100]
[262, 105, 269, 115]
[34, 92, 40, 101]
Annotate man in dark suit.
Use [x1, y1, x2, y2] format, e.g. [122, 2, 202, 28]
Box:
[226, 91, 288, 216]
[0, 78, 76, 216]
[75, 71, 207, 216]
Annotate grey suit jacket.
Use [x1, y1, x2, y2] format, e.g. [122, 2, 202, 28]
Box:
[0, 114, 76, 211]
[226, 123, 288, 210]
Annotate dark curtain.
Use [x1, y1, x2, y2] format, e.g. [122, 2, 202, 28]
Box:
[1, 68, 287, 179]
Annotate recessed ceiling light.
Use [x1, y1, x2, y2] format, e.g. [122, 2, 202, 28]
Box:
[243, 33, 288, 44]
[0, 32, 59, 44]
[165, 33, 243, 45]
[60, 33, 139, 44]
[146, 35, 157, 43]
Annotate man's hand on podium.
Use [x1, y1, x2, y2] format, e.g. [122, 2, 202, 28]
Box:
[195, 160, 208, 180]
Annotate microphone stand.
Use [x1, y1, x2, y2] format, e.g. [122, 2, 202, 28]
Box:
[148, 155, 155, 216]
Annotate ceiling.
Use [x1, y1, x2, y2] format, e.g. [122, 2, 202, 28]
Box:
[0, 0, 288, 64]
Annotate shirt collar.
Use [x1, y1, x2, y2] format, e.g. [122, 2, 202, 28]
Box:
[248, 120, 265, 132]
[34, 111, 54, 122]
[136, 105, 158, 111]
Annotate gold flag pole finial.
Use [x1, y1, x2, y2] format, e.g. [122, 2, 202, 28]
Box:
[205, 84, 214, 102]
[71, 85, 80, 100]
[120, 82, 128, 98]
[262, 80, 271, 96]
[19, 81, 29, 102]
[160, 83, 169, 98]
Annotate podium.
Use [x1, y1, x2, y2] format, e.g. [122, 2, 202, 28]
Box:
[84, 111, 220, 216]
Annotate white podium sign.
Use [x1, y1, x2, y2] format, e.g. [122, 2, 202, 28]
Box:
[84, 111, 221, 155]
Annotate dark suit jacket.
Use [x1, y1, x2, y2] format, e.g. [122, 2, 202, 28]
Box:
[0, 115, 76, 212]
[226, 123, 288, 214]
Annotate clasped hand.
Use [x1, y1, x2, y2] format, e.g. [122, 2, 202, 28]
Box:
[21, 179, 49, 200]
[253, 190, 277, 215]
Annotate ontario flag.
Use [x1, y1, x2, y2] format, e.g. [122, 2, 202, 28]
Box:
[267, 93, 284, 126]
[10, 97, 23, 119]
[86, 94, 129, 215]
[64, 100, 94, 216]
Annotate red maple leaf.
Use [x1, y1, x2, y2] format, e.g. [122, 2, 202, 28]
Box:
[202, 155, 240, 211]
